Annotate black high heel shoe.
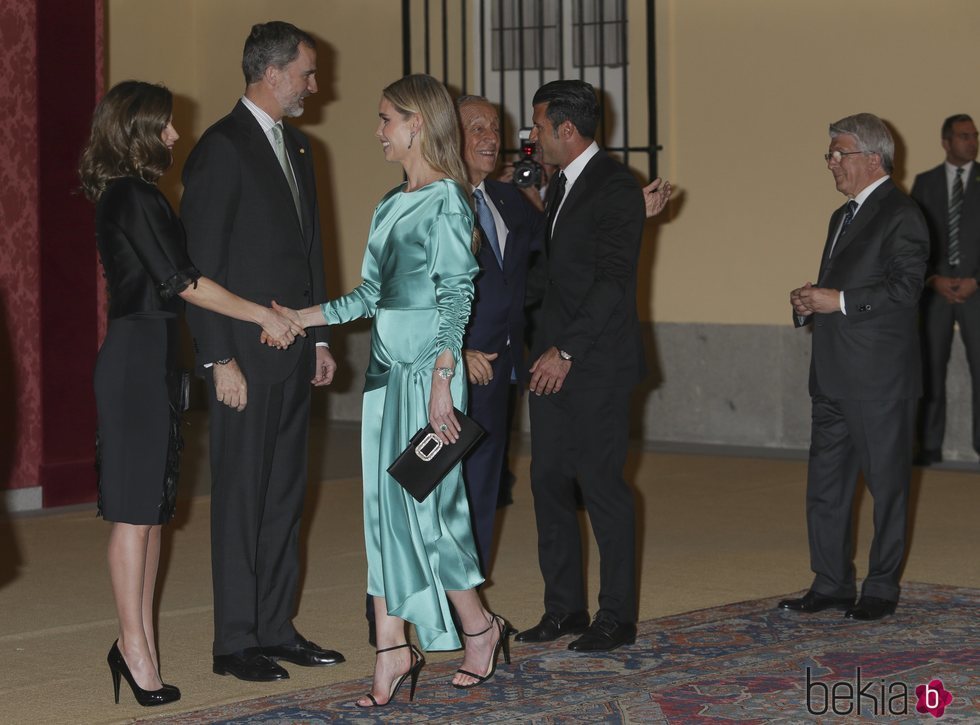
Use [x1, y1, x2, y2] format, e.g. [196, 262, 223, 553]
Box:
[107, 641, 181, 707]
[452, 613, 511, 689]
[356, 643, 425, 707]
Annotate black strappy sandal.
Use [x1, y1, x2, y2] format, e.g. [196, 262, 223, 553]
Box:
[356, 642, 425, 707]
[452, 613, 511, 689]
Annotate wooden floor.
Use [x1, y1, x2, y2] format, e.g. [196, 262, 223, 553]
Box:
[1, 416, 977, 724]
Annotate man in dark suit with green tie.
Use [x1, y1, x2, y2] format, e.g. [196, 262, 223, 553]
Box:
[182, 21, 343, 682]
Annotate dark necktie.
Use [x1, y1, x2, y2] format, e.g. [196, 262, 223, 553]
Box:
[948, 166, 964, 267]
[830, 200, 858, 257]
[546, 171, 567, 245]
[474, 189, 503, 268]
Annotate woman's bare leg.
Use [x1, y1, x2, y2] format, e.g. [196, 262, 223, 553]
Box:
[356, 596, 413, 706]
[107, 522, 163, 690]
[446, 589, 498, 687]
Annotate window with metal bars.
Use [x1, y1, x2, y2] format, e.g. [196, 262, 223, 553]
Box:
[490, 0, 626, 72]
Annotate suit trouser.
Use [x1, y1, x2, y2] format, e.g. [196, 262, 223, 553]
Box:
[529, 384, 636, 623]
[919, 288, 980, 456]
[207, 362, 310, 655]
[806, 395, 915, 603]
[462, 352, 513, 575]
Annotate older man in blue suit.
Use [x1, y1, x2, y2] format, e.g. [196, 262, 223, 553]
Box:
[458, 95, 544, 576]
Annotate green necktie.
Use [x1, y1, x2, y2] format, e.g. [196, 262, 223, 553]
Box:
[271, 123, 302, 224]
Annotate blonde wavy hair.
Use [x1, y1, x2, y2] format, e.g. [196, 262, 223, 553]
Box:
[383, 74, 479, 253]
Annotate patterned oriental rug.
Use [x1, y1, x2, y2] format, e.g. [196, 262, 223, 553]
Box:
[143, 583, 979, 724]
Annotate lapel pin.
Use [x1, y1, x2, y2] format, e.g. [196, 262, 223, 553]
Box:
[299, 148, 305, 154]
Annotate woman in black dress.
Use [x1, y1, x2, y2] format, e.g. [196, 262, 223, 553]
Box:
[79, 81, 301, 706]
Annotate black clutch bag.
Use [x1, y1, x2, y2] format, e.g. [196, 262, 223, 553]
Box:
[387, 408, 485, 503]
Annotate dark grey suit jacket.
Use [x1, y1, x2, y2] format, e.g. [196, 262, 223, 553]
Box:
[797, 178, 929, 401]
[910, 161, 980, 279]
[181, 101, 329, 384]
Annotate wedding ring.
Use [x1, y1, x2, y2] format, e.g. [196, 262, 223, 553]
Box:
[439, 424, 448, 432]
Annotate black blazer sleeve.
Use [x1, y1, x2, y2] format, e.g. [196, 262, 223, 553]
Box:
[181, 130, 241, 365]
[555, 169, 645, 360]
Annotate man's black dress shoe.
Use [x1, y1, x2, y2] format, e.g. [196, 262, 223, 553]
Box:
[844, 596, 897, 621]
[213, 651, 289, 681]
[515, 611, 590, 642]
[778, 590, 854, 613]
[914, 449, 942, 466]
[258, 636, 345, 667]
[568, 611, 637, 652]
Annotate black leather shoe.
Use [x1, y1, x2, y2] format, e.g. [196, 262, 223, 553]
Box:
[213, 651, 289, 681]
[914, 449, 942, 466]
[778, 590, 854, 613]
[515, 611, 590, 642]
[844, 596, 897, 621]
[259, 636, 345, 667]
[568, 611, 637, 652]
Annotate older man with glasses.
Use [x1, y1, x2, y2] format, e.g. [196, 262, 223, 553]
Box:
[784, 113, 929, 621]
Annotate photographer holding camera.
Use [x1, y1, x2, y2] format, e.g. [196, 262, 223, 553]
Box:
[502, 131, 671, 218]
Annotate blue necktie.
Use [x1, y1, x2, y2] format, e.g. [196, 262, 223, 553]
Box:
[474, 189, 503, 268]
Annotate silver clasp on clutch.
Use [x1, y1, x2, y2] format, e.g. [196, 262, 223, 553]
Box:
[415, 433, 443, 461]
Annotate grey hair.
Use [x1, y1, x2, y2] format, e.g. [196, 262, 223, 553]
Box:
[456, 94, 493, 110]
[829, 113, 894, 173]
[242, 21, 316, 85]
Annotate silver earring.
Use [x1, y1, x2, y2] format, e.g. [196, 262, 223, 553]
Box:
[408, 131, 416, 149]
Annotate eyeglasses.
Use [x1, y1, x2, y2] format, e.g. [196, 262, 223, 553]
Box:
[824, 150, 866, 163]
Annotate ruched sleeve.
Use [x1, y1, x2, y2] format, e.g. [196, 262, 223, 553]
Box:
[425, 210, 478, 362]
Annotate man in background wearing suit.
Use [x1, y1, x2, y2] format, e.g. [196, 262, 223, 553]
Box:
[182, 21, 343, 681]
[457, 95, 544, 576]
[911, 114, 980, 464]
[784, 113, 928, 621]
[515, 80, 646, 652]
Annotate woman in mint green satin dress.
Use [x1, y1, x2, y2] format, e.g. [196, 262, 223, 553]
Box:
[279, 75, 510, 706]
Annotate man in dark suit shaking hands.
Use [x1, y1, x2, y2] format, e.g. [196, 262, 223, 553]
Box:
[784, 113, 928, 621]
[182, 21, 343, 681]
[515, 80, 646, 652]
[911, 114, 980, 464]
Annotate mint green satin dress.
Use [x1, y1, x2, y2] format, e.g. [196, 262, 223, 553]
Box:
[322, 179, 483, 651]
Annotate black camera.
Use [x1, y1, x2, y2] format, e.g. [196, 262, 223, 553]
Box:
[512, 136, 542, 189]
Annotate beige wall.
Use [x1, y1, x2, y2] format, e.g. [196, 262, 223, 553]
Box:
[109, 0, 979, 326]
[654, 0, 978, 324]
[109, 0, 404, 296]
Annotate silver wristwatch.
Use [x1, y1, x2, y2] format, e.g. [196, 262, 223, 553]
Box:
[558, 349, 573, 361]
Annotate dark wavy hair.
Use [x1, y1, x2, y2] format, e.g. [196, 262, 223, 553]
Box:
[79, 80, 174, 202]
